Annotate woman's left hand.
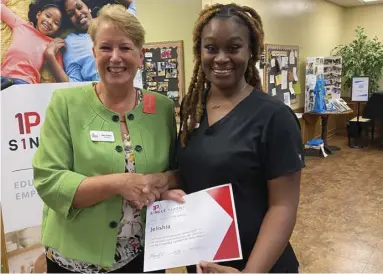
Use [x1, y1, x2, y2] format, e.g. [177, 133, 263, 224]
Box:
[197, 261, 241, 273]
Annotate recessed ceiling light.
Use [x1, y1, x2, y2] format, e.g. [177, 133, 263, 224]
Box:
[361, 0, 378, 2]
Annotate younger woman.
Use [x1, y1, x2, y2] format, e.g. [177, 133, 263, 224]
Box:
[1, 0, 63, 86]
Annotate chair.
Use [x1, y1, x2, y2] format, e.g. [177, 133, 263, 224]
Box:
[347, 116, 373, 148]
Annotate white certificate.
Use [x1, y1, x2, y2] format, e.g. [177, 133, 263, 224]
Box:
[144, 184, 242, 272]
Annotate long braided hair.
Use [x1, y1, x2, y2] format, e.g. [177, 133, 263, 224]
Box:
[180, 3, 264, 147]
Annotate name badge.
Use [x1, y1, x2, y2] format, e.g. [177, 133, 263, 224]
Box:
[90, 131, 115, 142]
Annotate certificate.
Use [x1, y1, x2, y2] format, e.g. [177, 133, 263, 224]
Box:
[144, 184, 242, 272]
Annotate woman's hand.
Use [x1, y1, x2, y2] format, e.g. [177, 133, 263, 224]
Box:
[120, 173, 170, 209]
[197, 261, 241, 273]
[161, 189, 186, 203]
[44, 38, 66, 59]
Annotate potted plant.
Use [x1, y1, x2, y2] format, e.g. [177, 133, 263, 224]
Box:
[332, 26, 383, 97]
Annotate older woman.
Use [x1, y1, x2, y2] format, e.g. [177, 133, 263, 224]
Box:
[33, 4, 177, 273]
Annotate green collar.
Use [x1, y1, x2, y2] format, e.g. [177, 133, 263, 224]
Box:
[84, 83, 144, 123]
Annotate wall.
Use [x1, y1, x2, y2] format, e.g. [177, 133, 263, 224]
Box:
[342, 4, 383, 89]
[136, 0, 202, 94]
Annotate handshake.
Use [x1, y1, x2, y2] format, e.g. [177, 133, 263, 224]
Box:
[118, 171, 186, 209]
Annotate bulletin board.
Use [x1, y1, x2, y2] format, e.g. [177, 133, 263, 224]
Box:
[142, 40, 185, 117]
[264, 44, 301, 107]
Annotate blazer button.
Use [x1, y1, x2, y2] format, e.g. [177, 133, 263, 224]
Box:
[135, 145, 142, 152]
[112, 115, 119, 122]
[115, 145, 123, 152]
[109, 221, 118, 228]
[127, 114, 134, 121]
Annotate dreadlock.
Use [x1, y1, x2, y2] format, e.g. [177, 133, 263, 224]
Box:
[180, 3, 265, 147]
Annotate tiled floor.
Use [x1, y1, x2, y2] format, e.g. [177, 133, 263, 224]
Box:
[291, 135, 383, 272]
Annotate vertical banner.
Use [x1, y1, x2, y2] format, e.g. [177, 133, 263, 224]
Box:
[1, 83, 88, 273]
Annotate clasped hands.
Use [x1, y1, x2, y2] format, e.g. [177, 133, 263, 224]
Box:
[118, 171, 185, 209]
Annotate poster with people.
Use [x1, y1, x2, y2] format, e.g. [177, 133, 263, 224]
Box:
[1, 1, 137, 272]
[1, 0, 139, 89]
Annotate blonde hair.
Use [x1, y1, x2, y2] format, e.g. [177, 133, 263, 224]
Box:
[88, 4, 145, 48]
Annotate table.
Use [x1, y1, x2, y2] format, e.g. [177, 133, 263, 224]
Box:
[303, 110, 354, 154]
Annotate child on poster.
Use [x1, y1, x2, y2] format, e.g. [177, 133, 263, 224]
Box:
[1, 0, 63, 87]
[44, 0, 137, 83]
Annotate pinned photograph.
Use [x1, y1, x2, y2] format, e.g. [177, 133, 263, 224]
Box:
[161, 48, 172, 59]
[147, 82, 157, 91]
[333, 58, 342, 65]
[145, 62, 156, 71]
[167, 91, 179, 101]
[146, 72, 156, 82]
[324, 58, 332, 65]
[306, 62, 314, 75]
[157, 62, 166, 76]
[165, 68, 178, 78]
[158, 82, 169, 92]
[145, 51, 153, 58]
[165, 59, 177, 69]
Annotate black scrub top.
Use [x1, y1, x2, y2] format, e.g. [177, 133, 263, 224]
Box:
[177, 88, 305, 272]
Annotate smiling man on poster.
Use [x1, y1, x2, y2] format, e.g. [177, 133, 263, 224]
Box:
[144, 184, 242, 272]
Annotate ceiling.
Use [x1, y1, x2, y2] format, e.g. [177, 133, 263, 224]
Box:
[327, 0, 383, 6]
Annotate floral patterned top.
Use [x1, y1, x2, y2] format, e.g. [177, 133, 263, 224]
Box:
[45, 89, 144, 273]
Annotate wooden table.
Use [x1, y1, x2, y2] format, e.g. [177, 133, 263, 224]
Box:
[303, 110, 354, 154]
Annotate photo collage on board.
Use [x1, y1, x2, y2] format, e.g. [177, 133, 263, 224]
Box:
[304, 56, 342, 112]
[142, 47, 180, 110]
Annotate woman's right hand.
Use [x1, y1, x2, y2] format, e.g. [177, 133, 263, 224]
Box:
[44, 38, 66, 58]
[117, 173, 168, 207]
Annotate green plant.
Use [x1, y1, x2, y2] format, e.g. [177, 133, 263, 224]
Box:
[332, 26, 383, 93]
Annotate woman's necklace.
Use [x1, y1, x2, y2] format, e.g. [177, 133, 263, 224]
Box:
[210, 83, 249, 109]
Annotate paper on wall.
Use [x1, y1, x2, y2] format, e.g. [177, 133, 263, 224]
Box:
[272, 88, 276, 96]
[277, 57, 282, 68]
[282, 70, 288, 89]
[282, 57, 289, 68]
[271, 59, 276, 68]
[275, 75, 281, 86]
[270, 75, 275, 84]
[283, 92, 291, 106]
[289, 82, 295, 94]
[293, 67, 298, 81]
[289, 51, 295, 65]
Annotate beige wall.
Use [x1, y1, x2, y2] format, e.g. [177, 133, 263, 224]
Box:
[203, 0, 345, 109]
[343, 4, 383, 89]
[343, 4, 383, 44]
[136, 0, 201, 95]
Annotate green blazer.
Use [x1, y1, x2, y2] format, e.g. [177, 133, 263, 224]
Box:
[32, 84, 177, 267]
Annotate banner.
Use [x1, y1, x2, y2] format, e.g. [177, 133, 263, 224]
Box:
[0, 82, 88, 272]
